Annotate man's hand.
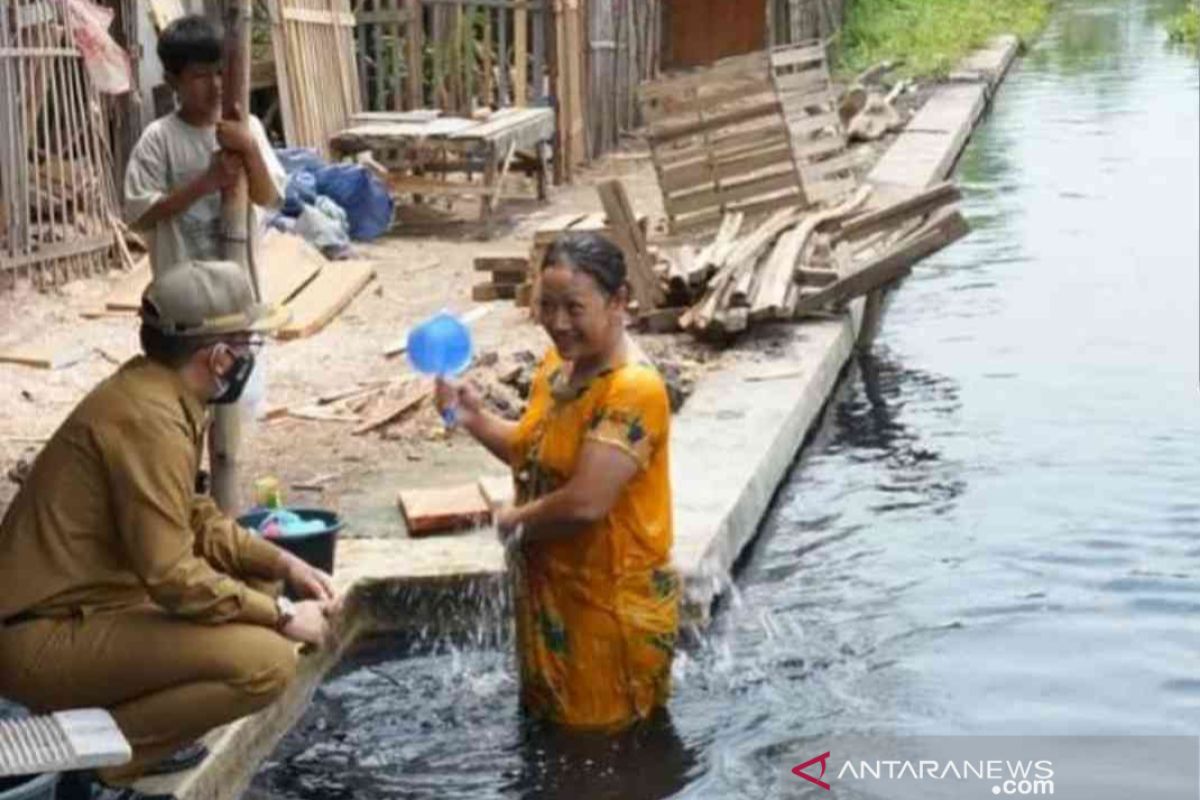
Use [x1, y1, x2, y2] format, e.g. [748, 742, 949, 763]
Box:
[280, 551, 337, 603]
[215, 103, 256, 155]
[280, 599, 329, 647]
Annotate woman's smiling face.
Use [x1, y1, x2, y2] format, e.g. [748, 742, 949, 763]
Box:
[538, 264, 623, 363]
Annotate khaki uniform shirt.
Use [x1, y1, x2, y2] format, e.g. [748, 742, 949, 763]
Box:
[0, 358, 282, 627]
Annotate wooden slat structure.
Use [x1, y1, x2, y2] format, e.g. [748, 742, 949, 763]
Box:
[638, 52, 807, 235]
[0, 0, 120, 289]
[268, 0, 363, 154]
[330, 106, 555, 228]
[769, 39, 857, 205]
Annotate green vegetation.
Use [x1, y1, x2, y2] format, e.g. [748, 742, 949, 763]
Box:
[1166, 2, 1200, 45]
[836, 0, 1052, 79]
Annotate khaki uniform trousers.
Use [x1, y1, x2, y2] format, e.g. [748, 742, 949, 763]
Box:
[0, 597, 298, 785]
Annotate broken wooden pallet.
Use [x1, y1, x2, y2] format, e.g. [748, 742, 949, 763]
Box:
[638, 50, 807, 235]
[770, 40, 859, 206]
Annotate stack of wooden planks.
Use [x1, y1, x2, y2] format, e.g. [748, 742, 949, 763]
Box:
[654, 182, 968, 338]
[637, 52, 807, 236]
[472, 253, 528, 302]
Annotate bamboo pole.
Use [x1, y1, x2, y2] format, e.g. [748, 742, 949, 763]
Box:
[211, 0, 255, 513]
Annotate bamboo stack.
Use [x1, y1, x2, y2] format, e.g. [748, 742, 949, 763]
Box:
[0, 0, 121, 289]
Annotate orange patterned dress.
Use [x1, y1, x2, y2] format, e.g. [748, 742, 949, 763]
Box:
[508, 346, 679, 730]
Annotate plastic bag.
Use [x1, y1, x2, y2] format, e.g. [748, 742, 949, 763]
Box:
[282, 171, 317, 216]
[295, 203, 351, 258]
[275, 148, 325, 176]
[314, 165, 394, 241]
[65, 0, 131, 95]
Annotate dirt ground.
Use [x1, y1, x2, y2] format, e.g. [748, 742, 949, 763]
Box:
[0, 81, 922, 535]
[0, 151, 717, 534]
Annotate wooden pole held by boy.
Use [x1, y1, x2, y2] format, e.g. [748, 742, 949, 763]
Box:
[210, 0, 255, 512]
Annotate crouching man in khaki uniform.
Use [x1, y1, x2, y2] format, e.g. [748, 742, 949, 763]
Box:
[0, 261, 339, 790]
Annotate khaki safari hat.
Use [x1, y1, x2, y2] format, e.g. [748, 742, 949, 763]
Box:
[140, 260, 290, 337]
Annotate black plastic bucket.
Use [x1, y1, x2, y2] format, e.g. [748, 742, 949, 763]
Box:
[0, 773, 58, 800]
[238, 508, 343, 575]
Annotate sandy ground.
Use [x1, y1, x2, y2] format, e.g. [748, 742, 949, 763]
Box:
[0, 79, 923, 536]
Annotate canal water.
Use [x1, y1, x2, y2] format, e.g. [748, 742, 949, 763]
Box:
[251, 0, 1200, 796]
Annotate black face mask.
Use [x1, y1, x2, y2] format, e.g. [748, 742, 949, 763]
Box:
[210, 350, 256, 405]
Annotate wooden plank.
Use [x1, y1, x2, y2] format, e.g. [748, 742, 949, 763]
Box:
[353, 380, 429, 435]
[280, 7, 356, 25]
[793, 135, 846, 163]
[478, 474, 514, 508]
[667, 169, 800, 217]
[641, 78, 776, 124]
[399, 483, 492, 536]
[694, 212, 744, 277]
[275, 260, 376, 340]
[534, 212, 589, 243]
[472, 283, 519, 301]
[648, 100, 782, 146]
[514, 5, 528, 105]
[806, 151, 860, 179]
[794, 208, 969, 316]
[687, 207, 800, 330]
[259, 232, 325, 306]
[796, 267, 838, 285]
[0, 344, 87, 370]
[103, 256, 151, 311]
[474, 254, 529, 272]
[769, 42, 826, 68]
[835, 181, 962, 242]
[803, 176, 860, 206]
[656, 125, 792, 169]
[596, 179, 663, 311]
[660, 143, 795, 195]
[749, 186, 871, 320]
[772, 67, 829, 96]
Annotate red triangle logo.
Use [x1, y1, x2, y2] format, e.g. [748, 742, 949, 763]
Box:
[792, 751, 832, 790]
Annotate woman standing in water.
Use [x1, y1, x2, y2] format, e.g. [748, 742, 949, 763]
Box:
[436, 232, 678, 730]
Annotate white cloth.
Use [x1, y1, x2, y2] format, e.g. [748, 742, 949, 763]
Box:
[124, 112, 286, 277]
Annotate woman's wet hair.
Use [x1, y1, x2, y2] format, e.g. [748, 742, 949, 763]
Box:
[541, 232, 627, 298]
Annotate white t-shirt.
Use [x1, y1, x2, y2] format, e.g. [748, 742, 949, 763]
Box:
[124, 112, 287, 277]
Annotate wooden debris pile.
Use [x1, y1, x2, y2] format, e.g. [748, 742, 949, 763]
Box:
[650, 182, 969, 339]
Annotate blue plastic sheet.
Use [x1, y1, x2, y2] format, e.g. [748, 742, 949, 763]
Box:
[314, 164, 394, 241]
